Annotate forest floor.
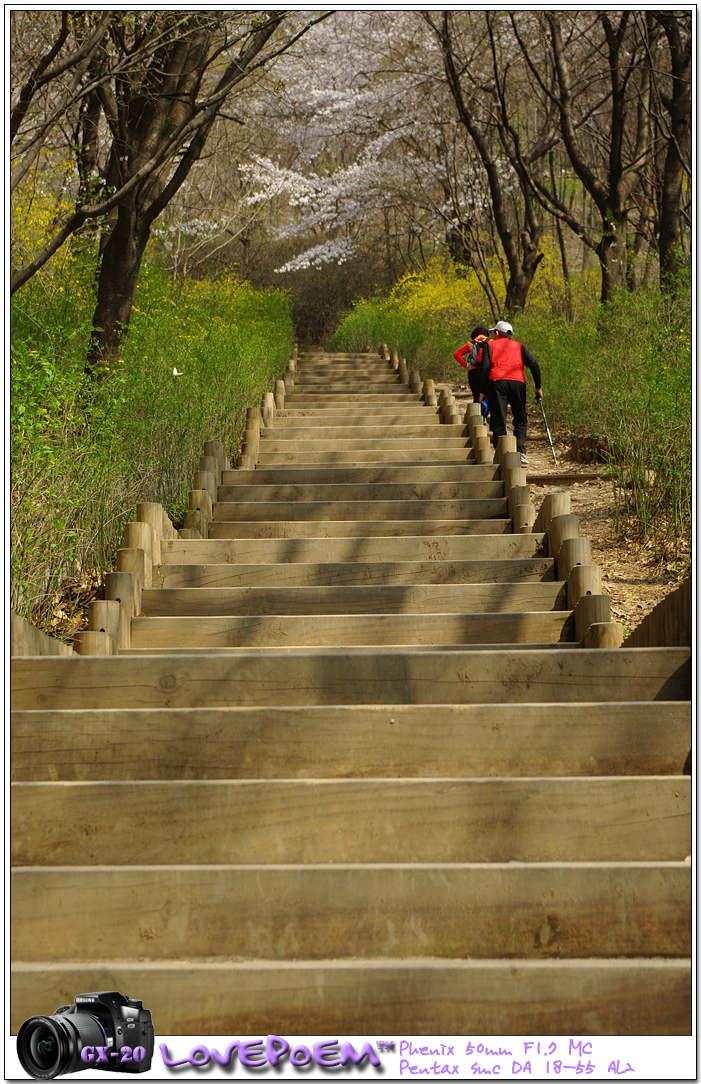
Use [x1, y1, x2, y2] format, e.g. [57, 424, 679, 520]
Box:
[451, 383, 688, 637]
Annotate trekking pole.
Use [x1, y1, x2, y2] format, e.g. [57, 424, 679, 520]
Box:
[538, 397, 558, 465]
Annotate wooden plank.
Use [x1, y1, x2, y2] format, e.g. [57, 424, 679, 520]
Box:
[10, 958, 691, 1035]
[11, 863, 690, 961]
[11, 702, 691, 781]
[222, 464, 500, 484]
[256, 450, 476, 464]
[140, 583, 567, 617]
[217, 481, 504, 502]
[10, 649, 692, 710]
[154, 558, 556, 589]
[209, 519, 509, 539]
[11, 778, 690, 866]
[128, 611, 575, 649]
[212, 499, 507, 522]
[160, 535, 548, 564]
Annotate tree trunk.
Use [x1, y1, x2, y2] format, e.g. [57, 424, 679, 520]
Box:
[85, 198, 150, 376]
[504, 238, 544, 312]
[597, 212, 628, 303]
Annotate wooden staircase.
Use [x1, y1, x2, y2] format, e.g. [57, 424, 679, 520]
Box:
[11, 350, 691, 1035]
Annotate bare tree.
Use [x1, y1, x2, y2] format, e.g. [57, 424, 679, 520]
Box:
[10, 11, 329, 372]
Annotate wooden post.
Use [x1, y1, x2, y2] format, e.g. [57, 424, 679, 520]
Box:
[398, 364, 409, 385]
[116, 548, 145, 615]
[574, 594, 612, 641]
[203, 439, 228, 474]
[390, 348, 399, 368]
[183, 510, 209, 534]
[194, 469, 217, 507]
[124, 522, 153, 587]
[274, 379, 286, 409]
[568, 564, 603, 609]
[583, 622, 624, 648]
[533, 490, 571, 534]
[261, 392, 275, 427]
[496, 434, 518, 464]
[514, 504, 537, 533]
[380, 343, 389, 360]
[137, 503, 162, 565]
[548, 513, 580, 563]
[465, 402, 481, 420]
[422, 379, 435, 401]
[558, 537, 593, 581]
[504, 466, 527, 494]
[283, 372, 294, 394]
[189, 489, 213, 521]
[291, 343, 298, 360]
[87, 599, 121, 641]
[73, 630, 118, 656]
[104, 571, 133, 650]
[507, 484, 532, 520]
[501, 451, 521, 474]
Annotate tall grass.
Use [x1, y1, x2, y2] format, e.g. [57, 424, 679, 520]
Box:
[11, 252, 293, 633]
[332, 258, 691, 561]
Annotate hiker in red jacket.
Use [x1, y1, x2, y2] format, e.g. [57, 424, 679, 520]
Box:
[478, 320, 543, 465]
[453, 326, 490, 405]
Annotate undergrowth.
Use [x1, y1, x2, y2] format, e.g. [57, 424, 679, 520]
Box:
[11, 249, 293, 634]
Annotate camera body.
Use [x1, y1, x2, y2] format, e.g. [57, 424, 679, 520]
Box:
[17, 992, 154, 1079]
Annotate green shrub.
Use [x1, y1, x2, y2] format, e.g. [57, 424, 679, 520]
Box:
[11, 258, 293, 633]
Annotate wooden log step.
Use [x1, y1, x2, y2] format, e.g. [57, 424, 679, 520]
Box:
[212, 499, 506, 523]
[11, 862, 690, 961]
[262, 424, 460, 440]
[154, 558, 556, 589]
[257, 438, 471, 454]
[128, 610, 575, 649]
[273, 412, 443, 426]
[10, 957, 691, 1036]
[11, 777, 690, 866]
[121, 642, 585, 656]
[218, 483, 504, 503]
[285, 388, 418, 399]
[140, 583, 566, 618]
[11, 702, 690, 781]
[223, 465, 501, 485]
[257, 451, 476, 465]
[12, 649, 690, 710]
[277, 404, 436, 416]
[208, 519, 509, 539]
[287, 373, 400, 383]
[161, 535, 547, 564]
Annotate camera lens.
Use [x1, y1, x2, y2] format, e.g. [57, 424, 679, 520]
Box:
[29, 1027, 58, 1071]
[17, 1013, 107, 1079]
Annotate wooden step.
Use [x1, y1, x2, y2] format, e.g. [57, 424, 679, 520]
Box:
[218, 481, 503, 502]
[11, 777, 690, 866]
[222, 465, 500, 485]
[11, 862, 690, 960]
[273, 412, 443, 426]
[256, 451, 476, 465]
[140, 583, 566, 617]
[154, 558, 556, 588]
[10, 958, 691, 1035]
[11, 702, 690, 781]
[161, 535, 547, 564]
[208, 519, 508, 539]
[262, 424, 457, 440]
[10, 649, 691, 710]
[257, 437, 470, 452]
[129, 610, 575, 649]
[212, 499, 506, 523]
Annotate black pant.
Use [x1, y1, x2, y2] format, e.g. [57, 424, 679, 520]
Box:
[488, 379, 528, 453]
[467, 367, 483, 403]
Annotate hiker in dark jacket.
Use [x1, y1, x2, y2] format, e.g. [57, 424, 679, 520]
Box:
[479, 320, 543, 465]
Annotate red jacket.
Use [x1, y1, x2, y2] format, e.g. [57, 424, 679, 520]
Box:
[485, 337, 526, 382]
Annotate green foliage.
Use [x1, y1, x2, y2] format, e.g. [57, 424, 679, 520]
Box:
[11, 260, 293, 633]
[332, 260, 691, 558]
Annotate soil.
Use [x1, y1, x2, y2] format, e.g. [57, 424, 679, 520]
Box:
[450, 382, 688, 635]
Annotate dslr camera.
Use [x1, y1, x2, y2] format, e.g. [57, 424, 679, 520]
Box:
[17, 991, 154, 1078]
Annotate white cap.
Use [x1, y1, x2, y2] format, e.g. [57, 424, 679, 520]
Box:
[488, 320, 513, 334]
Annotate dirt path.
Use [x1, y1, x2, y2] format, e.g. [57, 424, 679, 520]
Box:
[450, 384, 685, 636]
